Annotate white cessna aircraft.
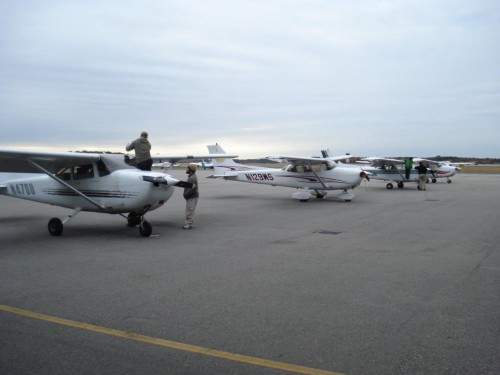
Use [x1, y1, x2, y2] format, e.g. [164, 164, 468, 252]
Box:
[0, 148, 235, 236]
[358, 156, 458, 189]
[207, 144, 368, 202]
[189, 159, 214, 170]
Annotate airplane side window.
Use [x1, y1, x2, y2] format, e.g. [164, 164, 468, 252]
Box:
[57, 167, 72, 181]
[74, 164, 94, 179]
[312, 164, 322, 172]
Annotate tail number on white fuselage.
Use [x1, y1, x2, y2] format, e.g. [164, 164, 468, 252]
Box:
[8, 183, 36, 196]
[245, 173, 274, 181]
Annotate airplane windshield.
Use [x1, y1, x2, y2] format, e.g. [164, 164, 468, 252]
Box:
[101, 154, 137, 172]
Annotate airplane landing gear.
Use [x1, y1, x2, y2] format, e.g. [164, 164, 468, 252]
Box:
[337, 190, 355, 202]
[397, 182, 404, 189]
[127, 212, 153, 237]
[139, 220, 152, 237]
[127, 212, 142, 227]
[47, 208, 82, 236]
[386, 183, 393, 189]
[48, 218, 63, 236]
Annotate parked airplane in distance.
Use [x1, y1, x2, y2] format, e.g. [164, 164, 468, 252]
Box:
[189, 159, 214, 169]
[359, 156, 458, 189]
[208, 144, 367, 202]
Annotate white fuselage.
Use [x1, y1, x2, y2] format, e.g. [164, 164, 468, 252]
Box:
[219, 166, 364, 190]
[2, 169, 175, 214]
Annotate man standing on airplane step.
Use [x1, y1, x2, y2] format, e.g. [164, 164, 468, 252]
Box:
[126, 131, 153, 171]
[404, 157, 413, 180]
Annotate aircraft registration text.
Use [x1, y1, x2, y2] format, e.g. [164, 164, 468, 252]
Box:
[245, 173, 274, 181]
[9, 183, 36, 196]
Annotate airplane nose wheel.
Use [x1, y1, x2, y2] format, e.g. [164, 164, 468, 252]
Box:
[48, 218, 63, 236]
[127, 212, 142, 227]
[126, 213, 152, 237]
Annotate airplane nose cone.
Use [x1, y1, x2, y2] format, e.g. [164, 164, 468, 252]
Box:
[162, 175, 179, 186]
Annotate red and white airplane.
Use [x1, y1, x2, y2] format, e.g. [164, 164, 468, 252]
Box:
[208, 144, 368, 202]
[0, 148, 235, 236]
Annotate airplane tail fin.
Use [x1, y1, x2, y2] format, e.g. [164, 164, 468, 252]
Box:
[207, 144, 261, 176]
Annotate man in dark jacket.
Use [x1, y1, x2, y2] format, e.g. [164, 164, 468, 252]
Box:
[126, 131, 152, 171]
[183, 165, 199, 229]
[416, 161, 427, 190]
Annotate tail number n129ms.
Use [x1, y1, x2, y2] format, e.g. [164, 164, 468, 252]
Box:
[245, 173, 274, 181]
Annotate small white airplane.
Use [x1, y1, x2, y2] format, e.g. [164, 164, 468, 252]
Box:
[358, 156, 458, 189]
[207, 144, 368, 202]
[152, 161, 179, 169]
[0, 148, 236, 236]
[189, 159, 214, 169]
[437, 160, 475, 167]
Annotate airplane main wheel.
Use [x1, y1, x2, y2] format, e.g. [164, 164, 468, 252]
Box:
[447, 179, 452, 183]
[397, 182, 404, 189]
[48, 218, 63, 236]
[139, 220, 152, 237]
[432, 178, 437, 183]
[386, 183, 393, 189]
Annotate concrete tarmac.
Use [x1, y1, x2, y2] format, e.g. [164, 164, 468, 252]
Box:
[1, 171, 499, 374]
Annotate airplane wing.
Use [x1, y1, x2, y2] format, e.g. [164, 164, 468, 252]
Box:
[0, 148, 101, 174]
[361, 157, 404, 168]
[263, 155, 329, 165]
[413, 158, 442, 165]
[151, 154, 237, 164]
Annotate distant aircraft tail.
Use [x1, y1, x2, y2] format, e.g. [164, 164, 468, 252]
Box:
[207, 144, 262, 175]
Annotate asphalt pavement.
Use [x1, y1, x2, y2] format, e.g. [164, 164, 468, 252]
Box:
[1, 171, 499, 374]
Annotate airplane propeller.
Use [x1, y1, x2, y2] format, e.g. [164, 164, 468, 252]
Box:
[142, 175, 183, 187]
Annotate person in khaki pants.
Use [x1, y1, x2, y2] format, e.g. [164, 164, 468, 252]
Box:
[416, 161, 427, 191]
[183, 165, 199, 229]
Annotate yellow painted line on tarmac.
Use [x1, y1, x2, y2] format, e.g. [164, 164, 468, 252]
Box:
[0, 304, 344, 375]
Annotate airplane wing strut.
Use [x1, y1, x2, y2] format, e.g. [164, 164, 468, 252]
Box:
[308, 161, 328, 189]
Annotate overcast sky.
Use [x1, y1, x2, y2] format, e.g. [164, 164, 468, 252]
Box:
[1, 0, 499, 158]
